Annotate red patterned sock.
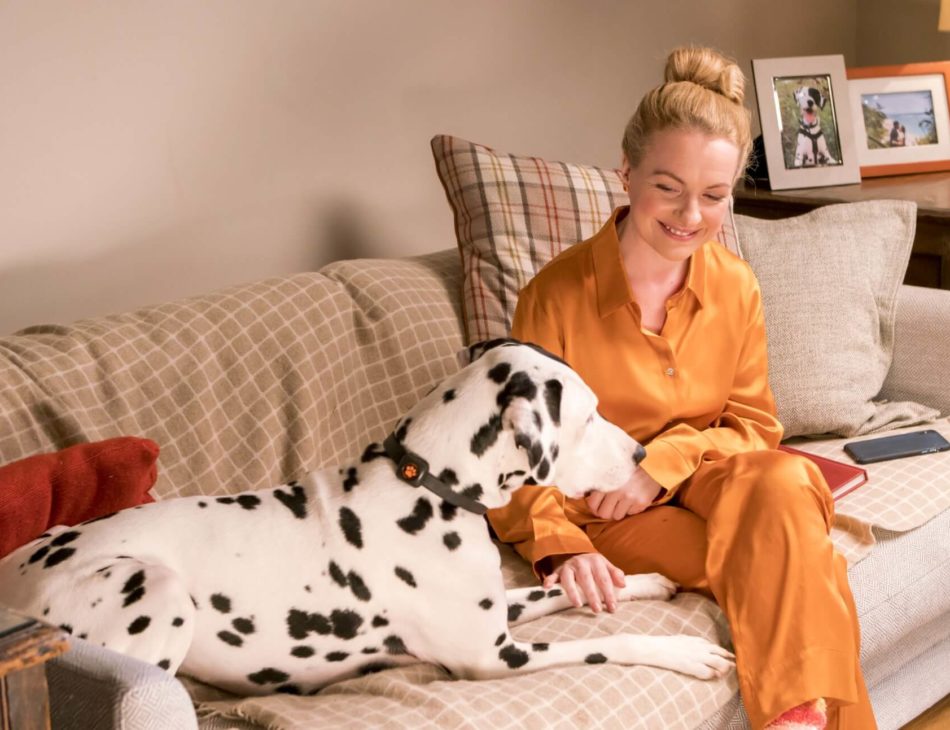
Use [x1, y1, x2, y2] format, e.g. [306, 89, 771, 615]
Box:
[765, 698, 828, 729]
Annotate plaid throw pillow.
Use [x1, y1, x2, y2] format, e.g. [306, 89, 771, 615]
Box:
[430, 134, 741, 344]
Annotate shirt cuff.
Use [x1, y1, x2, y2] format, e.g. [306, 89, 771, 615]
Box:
[639, 438, 693, 497]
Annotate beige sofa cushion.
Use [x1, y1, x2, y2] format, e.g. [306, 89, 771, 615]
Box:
[737, 202, 938, 437]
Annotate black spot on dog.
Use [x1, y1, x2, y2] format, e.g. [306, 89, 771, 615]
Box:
[59, 624, 73, 634]
[524, 476, 538, 486]
[342, 467, 359, 492]
[438, 469, 459, 486]
[372, 615, 389, 628]
[508, 604, 525, 622]
[537, 458, 550, 481]
[487, 362, 512, 383]
[123, 571, 145, 594]
[216, 497, 235, 505]
[384, 635, 409, 655]
[218, 630, 243, 647]
[470, 414, 502, 456]
[497, 371, 538, 409]
[443, 532, 461, 551]
[360, 443, 387, 463]
[157, 659, 171, 670]
[325, 651, 349, 662]
[551, 444, 559, 462]
[461, 484, 483, 500]
[198, 502, 207, 508]
[123, 587, 146, 607]
[527, 442, 544, 468]
[276, 684, 302, 695]
[286, 609, 332, 640]
[442, 389, 456, 402]
[440, 502, 458, 521]
[51, 531, 80, 546]
[359, 661, 393, 676]
[44, 548, 76, 568]
[532, 642, 549, 651]
[233, 618, 255, 635]
[361, 646, 378, 654]
[210, 594, 232, 613]
[274, 484, 308, 519]
[172, 617, 184, 627]
[533, 411, 543, 430]
[585, 653, 607, 664]
[248, 668, 290, 685]
[396, 497, 433, 535]
[291, 645, 314, 658]
[237, 495, 261, 510]
[394, 418, 412, 443]
[347, 571, 371, 602]
[128, 616, 151, 635]
[330, 609, 363, 640]
[499, 644, 530, 669]
[547, 588, 563, 598]
[42, 607, 49, 616]
[329, 561, 347, 587]
[543, 380, 562, 425]
[495, 633, 506, 647]
[29, 546, 51, 564]
[479, 598, 493, 610]
[339, 507, 363, 548]
[527, 590, 546, 602]
[394, 567, 416, 587]
[190, 595, 199, 609]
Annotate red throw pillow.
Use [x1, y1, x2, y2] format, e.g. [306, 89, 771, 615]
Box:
[0, 436, 159, 559]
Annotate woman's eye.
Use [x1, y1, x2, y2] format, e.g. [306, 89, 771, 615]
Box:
[705, 194, 726, 202]
[656, 184, 677, 193]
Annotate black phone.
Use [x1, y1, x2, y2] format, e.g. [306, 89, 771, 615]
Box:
[843, 429, 950, 464]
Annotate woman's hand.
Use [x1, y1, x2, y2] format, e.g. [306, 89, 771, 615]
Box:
[542, 553, 626, 613]
[585, 469, 664, 520]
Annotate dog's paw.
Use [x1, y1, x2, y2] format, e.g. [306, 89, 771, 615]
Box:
[638, 634, 735, 680]
[617, 573, 677, 602]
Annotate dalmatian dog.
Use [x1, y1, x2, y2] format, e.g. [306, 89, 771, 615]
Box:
[0, 339, 734, 696]
[793, 85, 838, 167]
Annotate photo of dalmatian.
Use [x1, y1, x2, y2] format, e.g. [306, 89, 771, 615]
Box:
[791, 85, 840, 167]
[0, 339, 734, 696]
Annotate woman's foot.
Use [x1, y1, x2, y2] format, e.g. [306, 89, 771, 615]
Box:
[765, 698, 827, 729]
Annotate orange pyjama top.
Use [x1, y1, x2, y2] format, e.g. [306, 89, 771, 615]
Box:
[486, 206, 784, 571]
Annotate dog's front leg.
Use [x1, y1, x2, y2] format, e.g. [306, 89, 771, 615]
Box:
[450, 632, 734, 681]
[505, 573, 677, 625]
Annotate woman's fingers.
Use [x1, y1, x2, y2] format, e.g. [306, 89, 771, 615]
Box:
[592, 562, 618, 612]
[585, 490, 605, 514]
[558, 566, 584, 608]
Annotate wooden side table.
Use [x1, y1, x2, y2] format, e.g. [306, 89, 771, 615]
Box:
[734, 171, 950, 290]
[0, 608, 69, 730]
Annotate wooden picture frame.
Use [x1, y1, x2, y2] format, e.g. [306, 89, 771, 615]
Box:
[751, 55, 861, 190]
[846, 61, 950, 178]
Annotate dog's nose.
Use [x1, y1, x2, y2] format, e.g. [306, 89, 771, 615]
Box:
[633, 444, 647, 465]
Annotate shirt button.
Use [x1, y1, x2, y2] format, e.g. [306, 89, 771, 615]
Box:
[665, 367, 675, 376]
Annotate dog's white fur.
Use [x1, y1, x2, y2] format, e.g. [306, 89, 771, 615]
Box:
[793, 85, 838, 167]
[0, 340, 733, 695]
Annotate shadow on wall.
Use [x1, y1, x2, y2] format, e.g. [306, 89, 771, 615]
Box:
[0, 199, 386, 335]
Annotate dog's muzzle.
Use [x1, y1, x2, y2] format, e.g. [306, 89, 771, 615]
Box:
[634, 444, 647, 465]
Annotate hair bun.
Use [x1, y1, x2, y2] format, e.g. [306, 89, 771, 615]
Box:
[664, 46, 745, 105]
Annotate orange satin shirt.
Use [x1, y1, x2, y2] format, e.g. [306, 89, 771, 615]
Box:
[487, 206, 784, 572]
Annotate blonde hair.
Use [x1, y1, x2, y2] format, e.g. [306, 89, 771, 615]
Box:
[622, 46, 752, 179]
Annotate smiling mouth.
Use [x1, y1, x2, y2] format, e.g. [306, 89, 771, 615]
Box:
[659, 220, 700, 240]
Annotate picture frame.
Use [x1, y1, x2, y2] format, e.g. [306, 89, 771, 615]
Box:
[751, 55, 861, 190]
[846, 61, 950, 178]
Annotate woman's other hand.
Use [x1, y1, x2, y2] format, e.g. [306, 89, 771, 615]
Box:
[542, 553, 626, 613]
[585, 469, 664, 520]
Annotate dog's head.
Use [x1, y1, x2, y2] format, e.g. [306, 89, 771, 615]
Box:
[399, 339, 645, 510]
[793, 86, 826, 120]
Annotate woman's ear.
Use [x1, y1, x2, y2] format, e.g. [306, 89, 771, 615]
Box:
[620, 154, 631, 191]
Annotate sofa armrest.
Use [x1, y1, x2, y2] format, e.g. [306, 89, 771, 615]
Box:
[880, 285, 950, 416]
[47, 638, 197, 730]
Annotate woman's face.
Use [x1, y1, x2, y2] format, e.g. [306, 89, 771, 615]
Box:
[621, 128, 741, 263]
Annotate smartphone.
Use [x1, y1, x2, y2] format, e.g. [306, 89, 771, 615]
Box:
[843, 429, 950, 464]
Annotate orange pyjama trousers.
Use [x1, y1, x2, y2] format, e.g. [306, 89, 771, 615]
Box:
[587, 450, 877, 730]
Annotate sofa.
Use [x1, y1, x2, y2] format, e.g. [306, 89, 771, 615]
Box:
[0, 243, 948, 729]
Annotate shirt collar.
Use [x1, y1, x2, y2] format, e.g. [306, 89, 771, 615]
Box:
[592, 206, 706, 318]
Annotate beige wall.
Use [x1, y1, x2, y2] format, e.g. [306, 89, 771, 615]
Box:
[0, 0, 887, 332]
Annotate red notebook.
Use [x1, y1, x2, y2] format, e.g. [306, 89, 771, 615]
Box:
[778, 445, 868, 501]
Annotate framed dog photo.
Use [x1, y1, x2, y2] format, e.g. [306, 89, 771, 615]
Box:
[846, 61, 950, 178]
[752, 55, 861, 190]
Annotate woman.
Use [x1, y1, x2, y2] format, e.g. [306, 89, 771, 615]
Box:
[487, 47, 876, 730]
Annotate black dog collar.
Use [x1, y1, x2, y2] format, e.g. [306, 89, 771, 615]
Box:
[382, 434, 488, 515]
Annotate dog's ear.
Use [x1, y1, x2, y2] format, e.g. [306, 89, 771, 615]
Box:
[458, 338, 522, 368]
[502, 397, 544, 469]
